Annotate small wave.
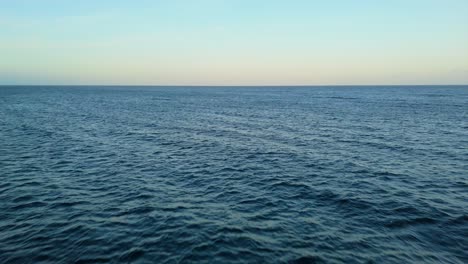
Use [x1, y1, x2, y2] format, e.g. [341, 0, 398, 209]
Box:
[443, 214, 468, 226]
[289, 255, 325, 264]
[12, 195, 35, 203]
[385, 217, 438, 228]
[118, 248, 145, 262]
[75, 257, 111, 264]
[11, 201, 47, 210]
[48, 200, 91, 209]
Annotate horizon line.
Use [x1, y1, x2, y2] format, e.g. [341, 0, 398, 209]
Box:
[1, 84, 467, 88]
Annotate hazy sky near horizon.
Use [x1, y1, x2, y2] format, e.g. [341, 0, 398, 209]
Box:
[1, 0, 468, 85]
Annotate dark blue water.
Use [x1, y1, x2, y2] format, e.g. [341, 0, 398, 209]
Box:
[0, 86, 467, 263]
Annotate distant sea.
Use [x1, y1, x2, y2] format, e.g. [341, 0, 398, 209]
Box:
[0, 86, 467, 263]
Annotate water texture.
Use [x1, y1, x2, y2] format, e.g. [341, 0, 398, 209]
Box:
[0, 86, 467, 263]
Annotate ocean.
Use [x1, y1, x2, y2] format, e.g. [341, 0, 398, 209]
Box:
[0, 86, 467, 263]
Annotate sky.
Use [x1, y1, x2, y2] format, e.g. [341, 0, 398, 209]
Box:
[1, 0, 468, 85]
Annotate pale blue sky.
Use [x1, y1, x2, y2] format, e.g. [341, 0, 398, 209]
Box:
[1, 0, 468, 85]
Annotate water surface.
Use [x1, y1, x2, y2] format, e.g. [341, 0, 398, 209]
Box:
[0, 86, 467, 263]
